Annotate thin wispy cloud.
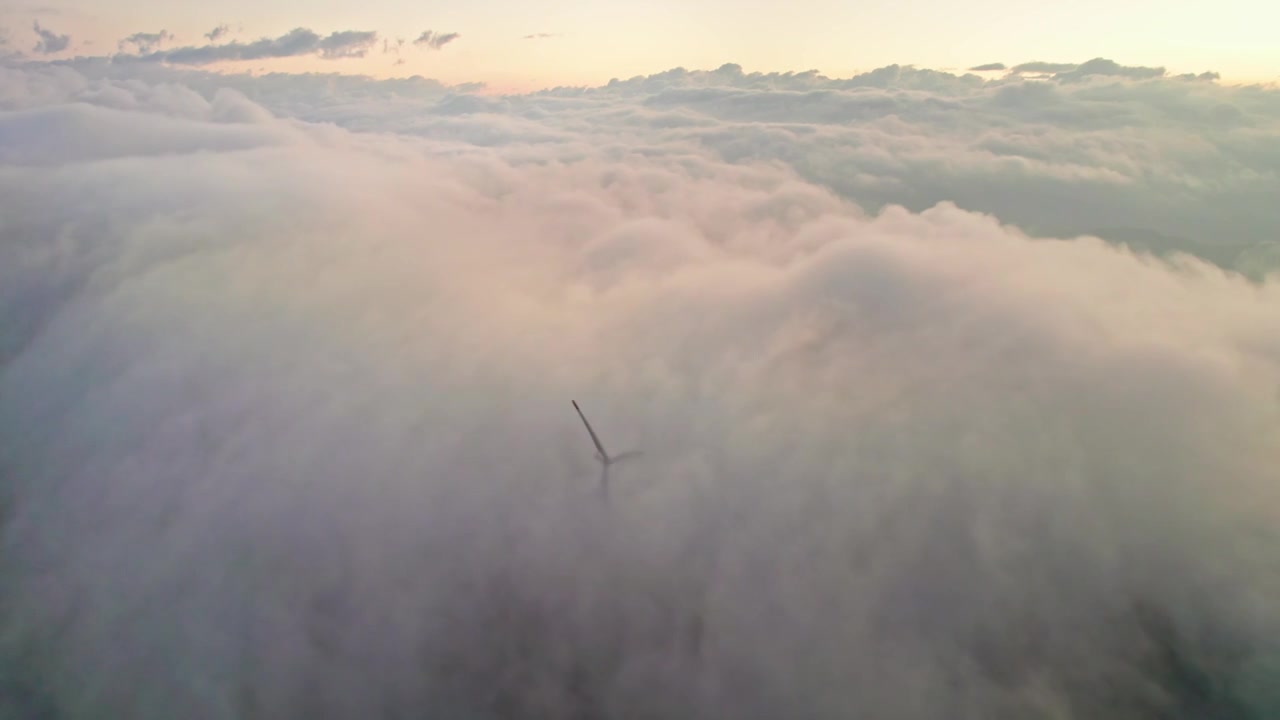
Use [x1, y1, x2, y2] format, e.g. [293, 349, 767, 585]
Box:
[522, 32, 558, 40]
[118, 30, 173, 54]
[1010, 60, 1077, 74]
[1053, 57, 1165, 82]
[381, 37, 405, 56]
[125, 27, 378, 65]
[414, 29, 459, 50]
[0, 27, 20, 61]
[968, 62, 1005, 71]
[204, 24, 231, 42]
[31, 20, 68, 54]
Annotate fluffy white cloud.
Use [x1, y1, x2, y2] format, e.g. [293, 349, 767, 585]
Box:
[34, 57, 1277, 278]
[1, 61, 1279, 718]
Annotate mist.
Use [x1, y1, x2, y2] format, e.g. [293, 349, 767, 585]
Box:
[2, 61, 1280, 719]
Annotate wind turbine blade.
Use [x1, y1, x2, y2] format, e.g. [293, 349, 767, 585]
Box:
[572, 400, 609, 460]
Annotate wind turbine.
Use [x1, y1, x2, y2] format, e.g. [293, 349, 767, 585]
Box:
[572, 400, 642, 500]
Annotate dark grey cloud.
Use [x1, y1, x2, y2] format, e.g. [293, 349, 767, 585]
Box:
[127, 27, 378, 65]
[414, 30, 459, 49]
[204, 24, 230, 42]
[1010, 60, 1077, 74]
[969, 62, 1006, 71]
[1, 59, 1280, 720]
[118, 30, 173, 54]
[31, 20, 68, 54]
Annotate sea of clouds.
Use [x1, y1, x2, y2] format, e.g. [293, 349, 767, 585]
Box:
[1, 56, 1279, 719]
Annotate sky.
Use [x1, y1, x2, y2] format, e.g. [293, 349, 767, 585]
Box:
[1, 0, 1278, 89]
[2, 3, 1280, 719]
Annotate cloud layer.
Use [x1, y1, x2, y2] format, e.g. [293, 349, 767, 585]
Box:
[1, 60, 1279, 718]
[44, 57, 1271, 278]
